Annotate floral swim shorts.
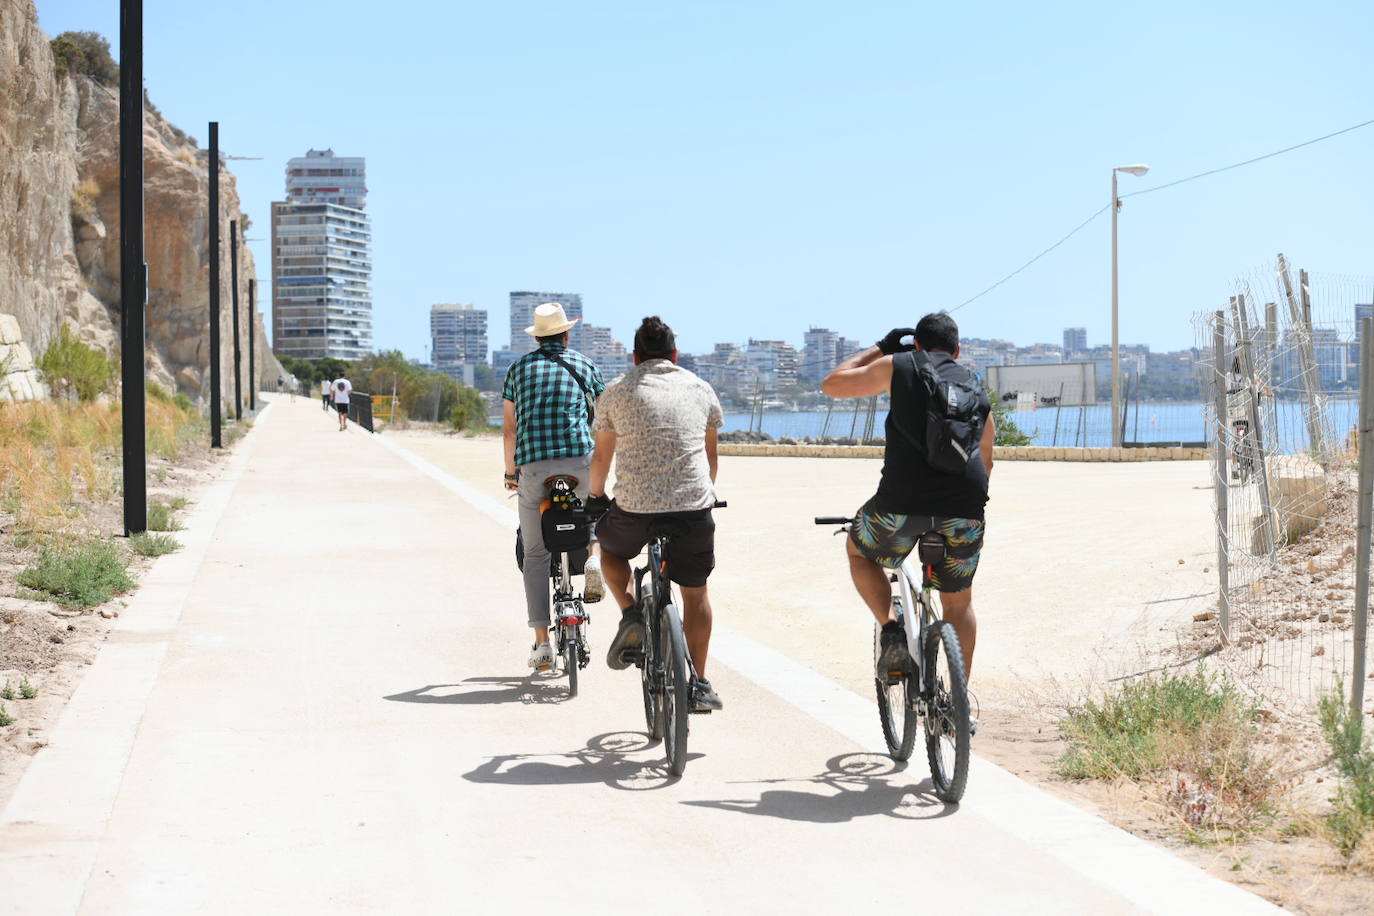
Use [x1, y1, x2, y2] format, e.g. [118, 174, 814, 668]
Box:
[848, 496, 985, 593]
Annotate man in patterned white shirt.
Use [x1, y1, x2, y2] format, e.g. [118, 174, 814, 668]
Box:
[586, 316, 726, 712]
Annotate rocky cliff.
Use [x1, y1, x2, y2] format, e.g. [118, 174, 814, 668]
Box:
[0, 0, 282, 404]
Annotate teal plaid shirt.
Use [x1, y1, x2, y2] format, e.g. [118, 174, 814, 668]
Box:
[502, 342, 606, 466]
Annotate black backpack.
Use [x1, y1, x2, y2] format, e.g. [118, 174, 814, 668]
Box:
[903, 351, 985, 475]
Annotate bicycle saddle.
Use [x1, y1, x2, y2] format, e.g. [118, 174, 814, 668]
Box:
[543, 474, 580, 490]
[647, 517, 691, 539]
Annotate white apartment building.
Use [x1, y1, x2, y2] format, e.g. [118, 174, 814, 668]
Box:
[509, 291, 583, 350]
[431, 304, 489, 379]
[271, 149, 373, 360]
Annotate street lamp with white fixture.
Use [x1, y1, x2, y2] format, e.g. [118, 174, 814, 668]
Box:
[1111, 163, 1149, 447]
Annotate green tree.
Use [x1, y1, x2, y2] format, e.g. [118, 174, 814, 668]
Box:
[989, 390, 1033, 446]
[49, 32, 118, 85]
[449, 387, 489, 431]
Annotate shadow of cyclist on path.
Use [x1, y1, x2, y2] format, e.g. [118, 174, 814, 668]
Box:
[383, 676, 570, 707]
[462, 731, 699, 791]
[681, 752, 956, 823]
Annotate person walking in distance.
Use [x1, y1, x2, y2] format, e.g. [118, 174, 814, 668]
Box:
[586, 316, 726, 712]
[822, 312, 994, 701]
[332, 369, 353, 431]
[321, 377, 331, 412]
[503, 303, 607, 670]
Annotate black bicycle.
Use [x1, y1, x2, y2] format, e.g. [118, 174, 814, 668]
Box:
[626, 501, 726, 777]
[517, 475, 593, 697]
[816, 516, 971, 803]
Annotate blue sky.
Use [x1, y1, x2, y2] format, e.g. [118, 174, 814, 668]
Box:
[35, 1, 1374, 358]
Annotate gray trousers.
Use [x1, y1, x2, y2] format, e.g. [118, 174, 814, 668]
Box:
[518, 454, 591, 629]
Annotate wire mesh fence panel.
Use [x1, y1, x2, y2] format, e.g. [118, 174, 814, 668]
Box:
[1191, 261, 1371, 713]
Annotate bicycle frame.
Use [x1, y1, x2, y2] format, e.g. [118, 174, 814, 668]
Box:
[893, 555, 939, 705]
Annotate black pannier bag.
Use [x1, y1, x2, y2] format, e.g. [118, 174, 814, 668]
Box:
[514, 507, 591, 578]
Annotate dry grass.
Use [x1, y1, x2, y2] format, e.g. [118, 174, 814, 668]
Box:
[0, 399, 204, 542]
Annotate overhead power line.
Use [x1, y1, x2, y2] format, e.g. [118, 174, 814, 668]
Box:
[948, 116, 1374, 314]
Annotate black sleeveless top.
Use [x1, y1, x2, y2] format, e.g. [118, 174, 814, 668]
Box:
[876, 350, 992, 520]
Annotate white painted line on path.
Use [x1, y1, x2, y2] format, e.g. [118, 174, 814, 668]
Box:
[374, 434, 1281, 915]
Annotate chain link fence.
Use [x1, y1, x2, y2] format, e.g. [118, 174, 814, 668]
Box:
[1190, 256, 1371, 716]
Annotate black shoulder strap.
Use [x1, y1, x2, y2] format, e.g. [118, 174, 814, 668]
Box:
[542, 351, 592, 398]
[541, 351, 596, 420]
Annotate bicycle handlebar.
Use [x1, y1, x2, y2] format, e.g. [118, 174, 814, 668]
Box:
[713, 500, 728, 509]
[814, 516, 851, 525]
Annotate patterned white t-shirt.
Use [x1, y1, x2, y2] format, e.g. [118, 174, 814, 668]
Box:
[594, 360, 724, 514]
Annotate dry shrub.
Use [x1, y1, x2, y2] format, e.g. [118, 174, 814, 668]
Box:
[1057, 668, 1286, 840]
[0, 398, 202, 537]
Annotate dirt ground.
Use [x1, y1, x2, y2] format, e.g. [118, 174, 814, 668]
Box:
[0, 437, 229, 809]
[392, 427, 1374, 914]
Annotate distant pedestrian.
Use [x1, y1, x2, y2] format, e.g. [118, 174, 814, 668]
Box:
[321, 378, 331, 412]
[332, 370, 353, 431]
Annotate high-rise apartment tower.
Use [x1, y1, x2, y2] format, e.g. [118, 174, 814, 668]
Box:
[430, 304, 489, 379]
[509, 291, 582, 350]
[270, 149, 373, 360]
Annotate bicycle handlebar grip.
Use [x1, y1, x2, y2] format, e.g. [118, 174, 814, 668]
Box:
[814, 516, 852, 525]
[713, 500, 728, 509]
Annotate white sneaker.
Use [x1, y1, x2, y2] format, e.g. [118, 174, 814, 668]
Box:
[582, 556, 604, 603]
[527, 642, 554, 670]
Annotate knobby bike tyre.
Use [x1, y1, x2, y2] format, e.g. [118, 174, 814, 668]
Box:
[923, 621, 971, 803]
[660, 603, 691, 777]
[873, 619, 917, 760]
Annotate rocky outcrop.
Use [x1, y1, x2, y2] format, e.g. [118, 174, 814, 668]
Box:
[0, 312, 45, 401]
[0, 0, 282, 405]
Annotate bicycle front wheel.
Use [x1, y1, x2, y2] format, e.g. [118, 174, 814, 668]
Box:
[659, 603, 691, 777]
[874, 624, 917, 761]
[923, 621, 971, 803]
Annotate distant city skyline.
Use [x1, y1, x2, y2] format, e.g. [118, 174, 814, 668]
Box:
[39, 2, 1373, 366]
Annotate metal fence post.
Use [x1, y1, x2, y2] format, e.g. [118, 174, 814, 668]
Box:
[248, 278, 256, 412]
[1212, 311, 1232, 645]
[118, 0, 147, 536]
[1279, 255, 1327, 462]
[1236, 295, 1279, 561]
[1352, 317, 1372, 722]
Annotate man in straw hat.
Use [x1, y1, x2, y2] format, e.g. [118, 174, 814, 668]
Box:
[502, 302, 607, 670]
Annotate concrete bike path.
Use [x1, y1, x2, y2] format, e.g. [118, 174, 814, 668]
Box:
[0, 396, 1277, 914]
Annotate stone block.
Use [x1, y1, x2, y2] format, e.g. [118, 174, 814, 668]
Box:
[0, 313, 20, 346]
[8, 343, 33, 372]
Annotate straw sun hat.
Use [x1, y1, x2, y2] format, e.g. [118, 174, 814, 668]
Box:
[524, 303, 580, 337]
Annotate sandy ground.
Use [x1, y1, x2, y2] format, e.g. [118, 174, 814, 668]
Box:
[388, 428, 1374, 913]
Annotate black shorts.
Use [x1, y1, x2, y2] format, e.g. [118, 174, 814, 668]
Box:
[596, 505, 715, 588]
[335, 402, 349, 414]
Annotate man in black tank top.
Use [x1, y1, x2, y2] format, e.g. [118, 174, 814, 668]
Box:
[821, 312, 995, 687]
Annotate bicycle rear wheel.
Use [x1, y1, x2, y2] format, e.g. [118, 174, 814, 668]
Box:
[923, 621, 971, 803]
[659, 603, 691, 776]
[562, 635, 579, 698]
[873, 620, 917, 760]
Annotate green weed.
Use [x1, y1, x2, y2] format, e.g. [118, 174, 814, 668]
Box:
[16, 539, 135, 607]
[130, 531, 180, 557]
[0, 704, 13, 727]
[0, 681, 13, 701]
[1057, 668, 1281, 837]
[18, 676, 36, 700]
[1318, 689, 1374, 863]
[146, 503, 182, 532]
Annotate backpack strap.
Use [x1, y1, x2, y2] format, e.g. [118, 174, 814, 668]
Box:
[540, 350, 596, 422]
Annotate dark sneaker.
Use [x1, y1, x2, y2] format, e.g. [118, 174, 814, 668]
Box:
[691, 677, 723, 713]
[876, 623, 910, 681]
[606, 611, 645, 670]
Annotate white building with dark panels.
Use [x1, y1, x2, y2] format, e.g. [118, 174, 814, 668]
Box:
[270, 149, 373, 360]
[430, 304, 489, 379]
[509, 291, 582, 350]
